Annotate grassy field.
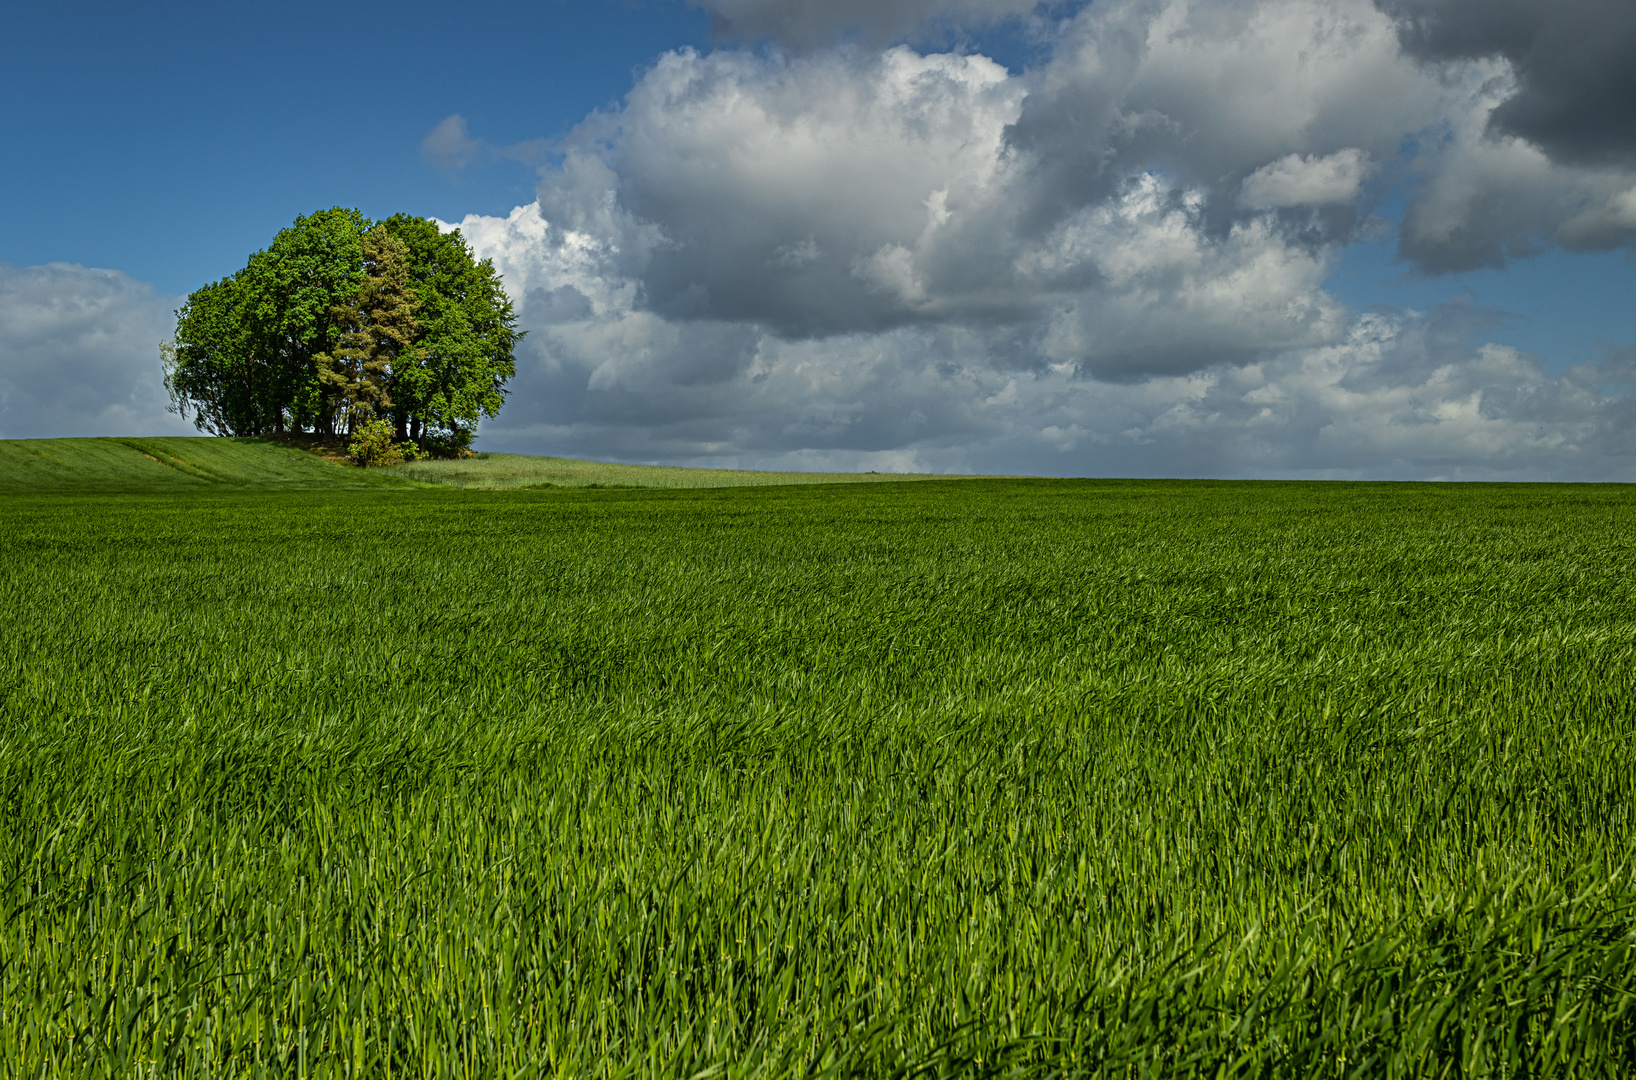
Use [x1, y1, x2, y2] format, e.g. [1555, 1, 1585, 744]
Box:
[385, 452, 977, 489]
[0, 438, 412, 492]
[0, 438, 973, 493]
[2, 479, 1634, 1076]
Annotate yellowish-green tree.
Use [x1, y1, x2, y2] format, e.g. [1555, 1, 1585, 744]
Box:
[318, 226, 421, 434]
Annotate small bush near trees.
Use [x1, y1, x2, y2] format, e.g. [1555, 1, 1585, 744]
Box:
[347, 419, 426, 467]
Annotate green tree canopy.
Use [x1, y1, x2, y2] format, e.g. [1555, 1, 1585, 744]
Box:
[164, 208, 521, 451]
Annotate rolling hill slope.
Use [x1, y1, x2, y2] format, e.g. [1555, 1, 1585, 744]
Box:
[0, 437, 415, 492]
[1, 438, 977, 493]
[382, 452, 975, 489]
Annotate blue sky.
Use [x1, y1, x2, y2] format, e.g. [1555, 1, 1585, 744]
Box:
[0, 0, 714, 291]
[1329, 245, 1634, 374]
[3, 0, 1634, 478]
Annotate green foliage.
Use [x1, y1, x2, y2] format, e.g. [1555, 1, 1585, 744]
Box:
[165, 208, 520, 446]
[2, 481, 1634, 1076]
[347, 417, 406, 466]
[165, 274, 262, 435]
[382, 213, 520, 447]
[246, 207, 373, 433]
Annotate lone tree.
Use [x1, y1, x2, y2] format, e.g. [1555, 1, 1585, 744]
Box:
[164, 208, 520, 453]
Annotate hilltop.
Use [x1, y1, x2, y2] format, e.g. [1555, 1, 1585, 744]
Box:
[381, 452, 973, 489]
[0, 437, 413, 493]
[0, 437, 970, 493]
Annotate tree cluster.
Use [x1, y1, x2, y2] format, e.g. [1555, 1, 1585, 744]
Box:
[163, 209, 521, 453]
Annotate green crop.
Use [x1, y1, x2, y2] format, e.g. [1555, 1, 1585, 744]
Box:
[2, 480, 1633, 1077]
[0, 438, 413, 493]
[381, 452, 986, 489]
[0, 437, 973, 494]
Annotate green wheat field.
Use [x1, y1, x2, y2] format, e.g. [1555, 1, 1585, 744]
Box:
[2, 438, 1633, 1077]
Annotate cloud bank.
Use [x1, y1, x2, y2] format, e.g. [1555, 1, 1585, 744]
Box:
[0, 263, 189, 440]
[436, 0, 1634, 478]
[7, 0, 1633, 477]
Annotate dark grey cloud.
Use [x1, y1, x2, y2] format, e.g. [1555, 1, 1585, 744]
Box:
[1380, 0, 1636, 165]
[1391, 98, 1636, 272]
[1396, 150, 1559, 273]
[690, 0, 1043, 48]
[0, 263, 188, 439]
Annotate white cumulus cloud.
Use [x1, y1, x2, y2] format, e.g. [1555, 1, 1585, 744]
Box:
[422, 0, 1636, 479]
[1241, 150, 1374, 208]
[441, 199, 1635, 478]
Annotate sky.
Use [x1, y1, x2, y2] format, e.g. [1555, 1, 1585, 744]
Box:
[2, 0, 1633, 479]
